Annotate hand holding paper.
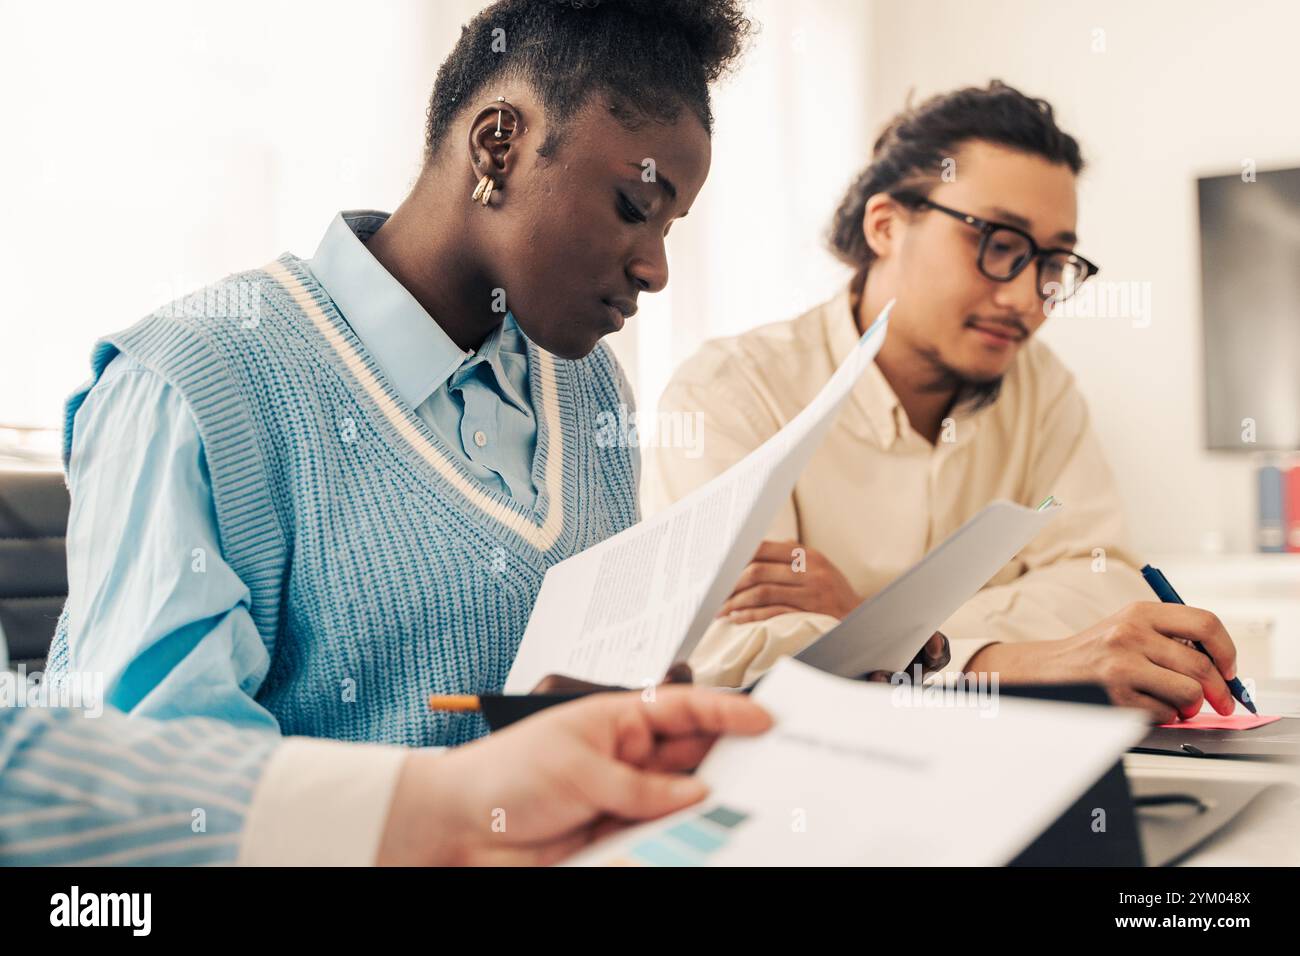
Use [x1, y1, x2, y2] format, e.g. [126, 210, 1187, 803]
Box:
[564, 659, 1147, 866]
[793, 499, 1059, 679]
[504, 301, 894, 693]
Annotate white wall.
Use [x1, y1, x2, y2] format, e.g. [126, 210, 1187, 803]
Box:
[865, 0, 1300, 554]
[616, 0, 876, 418]
[0, 0, 482, 428]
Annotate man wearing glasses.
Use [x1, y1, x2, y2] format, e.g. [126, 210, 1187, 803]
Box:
[644, 82, 1242, 724]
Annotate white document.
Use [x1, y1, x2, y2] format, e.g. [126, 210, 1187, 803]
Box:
[795, 499, 1060, 678]
[565, 658, 1147, 866]
[504, 303, 893, 693]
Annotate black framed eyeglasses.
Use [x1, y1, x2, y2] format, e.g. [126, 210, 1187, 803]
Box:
[897, 194, 1100, 303]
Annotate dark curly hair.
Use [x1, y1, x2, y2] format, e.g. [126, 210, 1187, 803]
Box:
[828, 80, 1084, 270]
[424, 0, 753, 160]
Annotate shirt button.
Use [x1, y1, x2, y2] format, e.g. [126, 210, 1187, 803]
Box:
[473, 430, 488, 448]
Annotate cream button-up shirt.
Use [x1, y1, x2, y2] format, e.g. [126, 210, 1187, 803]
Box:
[644, 284, 1152, 687]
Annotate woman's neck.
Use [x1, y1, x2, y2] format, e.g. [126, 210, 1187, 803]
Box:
[364, 175, 502, 353]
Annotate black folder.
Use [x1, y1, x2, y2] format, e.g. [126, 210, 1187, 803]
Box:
[998, 684, 1144, 866]
[1132, 716, 1300, 761]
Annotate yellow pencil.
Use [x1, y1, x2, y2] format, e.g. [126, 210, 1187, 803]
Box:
[427, 694, 483, 713]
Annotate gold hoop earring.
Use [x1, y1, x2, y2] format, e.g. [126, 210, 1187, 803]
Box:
[480, 178, 495, 206]
[471, 174, 491, 204]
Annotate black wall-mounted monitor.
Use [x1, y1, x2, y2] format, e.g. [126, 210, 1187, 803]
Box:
[1198, 166, 1300, 451]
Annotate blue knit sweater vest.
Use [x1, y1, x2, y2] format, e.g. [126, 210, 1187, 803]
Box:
[48, 255, 640, 746]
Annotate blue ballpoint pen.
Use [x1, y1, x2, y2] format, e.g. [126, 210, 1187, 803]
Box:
[1139, 564, 1257, 714]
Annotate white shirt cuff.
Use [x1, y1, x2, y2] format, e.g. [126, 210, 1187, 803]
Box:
[237, 736, 409, 866]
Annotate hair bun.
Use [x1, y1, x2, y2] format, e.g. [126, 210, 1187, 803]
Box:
[547, 0, 752, 82]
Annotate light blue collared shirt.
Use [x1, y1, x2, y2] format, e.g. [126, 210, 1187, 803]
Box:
[59, 210, 539, 729]
[308, 211, 537, 506]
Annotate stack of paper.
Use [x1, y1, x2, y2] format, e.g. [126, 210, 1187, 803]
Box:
[566, 659, 1148, 866]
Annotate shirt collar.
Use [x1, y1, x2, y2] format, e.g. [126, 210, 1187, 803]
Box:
[449, 312, 532, 414]
[307, 210, 526, 411]
[823, 282, 908, 449]
[823, 279, 991, 449]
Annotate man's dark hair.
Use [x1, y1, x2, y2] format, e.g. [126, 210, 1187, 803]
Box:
[424, 0, 753, 161]
[828, 80, 1084, 270]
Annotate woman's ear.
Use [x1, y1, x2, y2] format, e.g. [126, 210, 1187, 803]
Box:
[466, 99, 523, 197]
[862, 192, 906, 261]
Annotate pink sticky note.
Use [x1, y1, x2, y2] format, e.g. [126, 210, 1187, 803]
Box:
[1158, 713, 1281, 730]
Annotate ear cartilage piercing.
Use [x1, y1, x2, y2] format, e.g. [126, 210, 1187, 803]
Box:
[495, 110, 503, 138]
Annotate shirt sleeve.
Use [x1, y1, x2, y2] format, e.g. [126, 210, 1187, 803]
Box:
[0, 703, 275, 865]
[237, 736, 410, 866]
[940, 375, 1153, 672]
[643, 374, 840, 688]
[61, 355, 278, 729]
[0, 704, 407, 866]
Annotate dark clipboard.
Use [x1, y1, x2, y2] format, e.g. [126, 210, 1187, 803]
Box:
[1132, 716, 1300, 762]
[1000, 683, 1145, 866]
